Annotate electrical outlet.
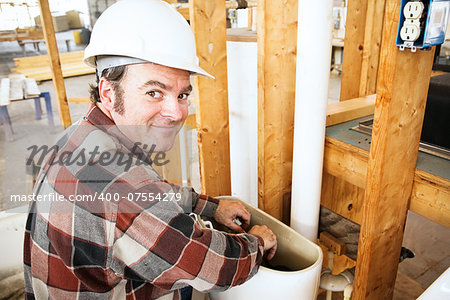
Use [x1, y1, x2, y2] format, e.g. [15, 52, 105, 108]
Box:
[396, 0, 450, 51]
[400, 24, 421, 41]
[405, 17, 421, 26]
[404, 1, 425, 19]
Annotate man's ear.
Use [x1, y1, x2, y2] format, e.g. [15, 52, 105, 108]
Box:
[98, 78, 114, 114]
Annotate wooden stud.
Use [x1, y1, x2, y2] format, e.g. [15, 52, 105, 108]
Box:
[359, 0, 386, 97]
[352, 0, 436, 298]
[319, 231, 346, 256]
[317, 241, 356, 275]
[257, 0, 298, 222]
[409, 170, 450, 228]
[38, 0, 71, 127]
[340, 0, 386, 101]
[190, 0, 232, 196]
[226, 28, 257, 43]
[322, 134, 450, 226]
[162, 134, 183, 186]
[68, 97, 90, 104]
[332, 252, 356, 275]
[321, 136, 450, 227]
[326, 94, 376, 126]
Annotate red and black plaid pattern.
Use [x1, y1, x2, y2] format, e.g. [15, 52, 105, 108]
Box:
[24, 106, 264, 299]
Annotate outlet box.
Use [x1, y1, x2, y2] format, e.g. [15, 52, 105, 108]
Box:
[396, 0, 450, 52]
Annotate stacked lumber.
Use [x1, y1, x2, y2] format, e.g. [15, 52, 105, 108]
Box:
[12, 51, 94, 82]
[0, 74, 41, 106]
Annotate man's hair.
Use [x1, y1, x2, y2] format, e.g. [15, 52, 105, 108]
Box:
[89, 65, 127, 115]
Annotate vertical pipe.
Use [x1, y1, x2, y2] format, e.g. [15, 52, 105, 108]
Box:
[291, 0, 333, 241]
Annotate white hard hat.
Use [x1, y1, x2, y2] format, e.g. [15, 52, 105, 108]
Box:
[83, 0, 213, 78]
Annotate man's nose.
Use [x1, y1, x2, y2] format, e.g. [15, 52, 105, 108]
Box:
[160, 97, 184, 122]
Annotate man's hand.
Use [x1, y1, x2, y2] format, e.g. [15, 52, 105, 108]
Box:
[214, 200, 251, 233]
[248, 225, 277, 260]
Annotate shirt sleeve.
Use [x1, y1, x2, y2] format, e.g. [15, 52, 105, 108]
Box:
[162, 181, 219, 218]
[108, 179, 265, 293]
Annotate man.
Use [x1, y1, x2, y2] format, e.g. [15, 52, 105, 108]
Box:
[24, 0, 277, 299]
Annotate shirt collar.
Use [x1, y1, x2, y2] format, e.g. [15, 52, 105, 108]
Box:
[83, 105, 153, 166]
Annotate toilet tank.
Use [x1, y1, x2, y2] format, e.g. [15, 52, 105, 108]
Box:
[209, 197, 323, 300]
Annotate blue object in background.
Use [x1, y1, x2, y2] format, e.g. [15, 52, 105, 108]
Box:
[396, 0, 450, 51]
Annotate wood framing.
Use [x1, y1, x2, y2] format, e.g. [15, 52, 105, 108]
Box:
[352, 0, 436, 297]
[257, 0, 298, 222]
[190, 0, 232, 196]
[38, 0, 71, 127]
[326, 94, 375, 126]
[12, 51, 94, 82]
[340, 0, 386, 101]
[321, 136, 450, 227]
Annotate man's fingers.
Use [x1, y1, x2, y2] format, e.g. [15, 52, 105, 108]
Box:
[228, 223, 245, 233]
[237, 205, 251, 226]
[266, 244, 277, 260]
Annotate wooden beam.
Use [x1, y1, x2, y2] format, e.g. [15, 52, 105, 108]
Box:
[248, 7, 253, 28]
[257, 0, 297, 222]
[358, 0, 386, 97]
[68, 97, 90, 104]
[326, 94, 375, 126]
[190, 0, 231, 196]
[321, 137, 367, 224]
[321, 136, 450, 227]
[38, 0, 71, 127]
[226, 28, 257, 43]
[409, 170, 450, 228]
[340, 0, 386, 101]
[319, 231, 346, 256]
[352, 0, 436, 298]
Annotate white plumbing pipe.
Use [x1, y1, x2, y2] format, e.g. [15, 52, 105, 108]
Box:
[290, 0, 333, 241]
[320, 269, 354, 292]
[344, 283, 354, 300]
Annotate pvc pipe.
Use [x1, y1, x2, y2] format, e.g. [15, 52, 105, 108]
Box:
[344, 284, 354, 300]
[320, 269, 354, 292]
[227, 41, 258, 207]
[290, 0, 333, 241]
[326, 251, 335, 300]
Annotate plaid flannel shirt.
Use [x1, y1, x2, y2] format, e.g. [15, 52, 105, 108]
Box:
[24, 105, 264, 299]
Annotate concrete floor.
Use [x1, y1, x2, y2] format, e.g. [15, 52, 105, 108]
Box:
[0, 30, 449, 299]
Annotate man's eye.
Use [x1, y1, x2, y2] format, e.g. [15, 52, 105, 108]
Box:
[178, 93, 190, 101]
[147, 91, 163, 98]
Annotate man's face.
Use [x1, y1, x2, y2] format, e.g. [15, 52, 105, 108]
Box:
[109, 63, 191, 152]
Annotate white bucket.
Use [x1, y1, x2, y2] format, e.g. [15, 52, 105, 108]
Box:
[209, 197, 323, 300]
[0, 213, 27, 278]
